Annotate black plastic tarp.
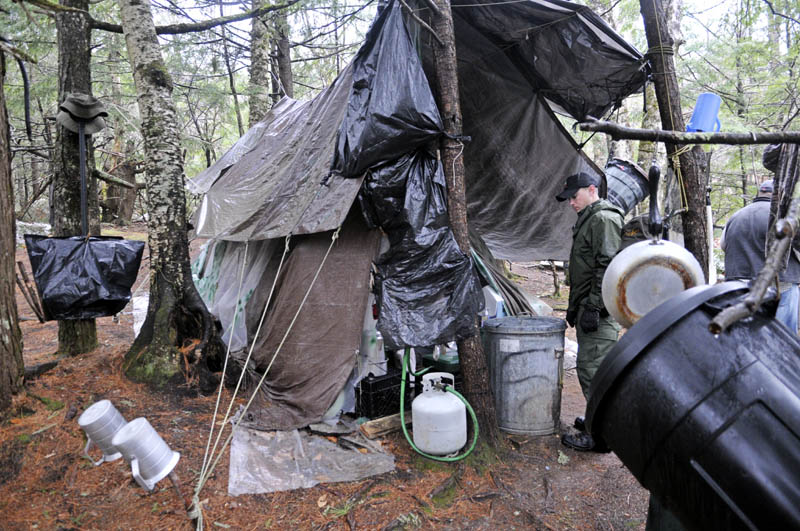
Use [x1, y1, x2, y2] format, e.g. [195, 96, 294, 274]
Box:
[25, 235, 144, 321]
[331, 2, 443, 178]
[360, 150, 484, 349]
[190, 0, 645, 262]
[413, 0, 647, 260]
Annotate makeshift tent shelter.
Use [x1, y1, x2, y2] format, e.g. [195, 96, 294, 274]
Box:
[188, 0, 647, 430]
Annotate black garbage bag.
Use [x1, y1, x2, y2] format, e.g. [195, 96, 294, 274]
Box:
[24, 234, 145, 321]
[359, 150, 484, 349]
[331, 1, 442, 178]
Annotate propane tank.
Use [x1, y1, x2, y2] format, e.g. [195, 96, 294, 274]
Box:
[412, 372, 467, 455]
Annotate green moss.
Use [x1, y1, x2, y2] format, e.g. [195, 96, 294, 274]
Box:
[430, 482, 459, 509]
[139, 60, 173, 91]
[123, 345, 181, 387]
[28, 393, 64, 412]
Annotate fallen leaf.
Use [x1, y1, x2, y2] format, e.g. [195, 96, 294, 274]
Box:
[317, 494, 327, 508]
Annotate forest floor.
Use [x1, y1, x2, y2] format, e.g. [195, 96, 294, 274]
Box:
[1, 223, 649, 530]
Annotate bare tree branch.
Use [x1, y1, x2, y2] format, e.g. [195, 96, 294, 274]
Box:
[761, 0, 800, 26]
[89, 0, 301, 34]
[579, 117, 800, 144]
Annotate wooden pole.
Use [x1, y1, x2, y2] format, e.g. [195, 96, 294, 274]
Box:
[579, 117, 800, 144]
[429, 0, 500, 445]
[639, 0, 709, 278]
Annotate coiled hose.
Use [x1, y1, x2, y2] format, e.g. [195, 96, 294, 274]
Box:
[399, 348, 479, 461]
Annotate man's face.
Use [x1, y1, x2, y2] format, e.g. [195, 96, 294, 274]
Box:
[568, 186, 595, 213]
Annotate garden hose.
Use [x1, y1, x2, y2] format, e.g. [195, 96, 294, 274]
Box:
[399, 348, 479, 462]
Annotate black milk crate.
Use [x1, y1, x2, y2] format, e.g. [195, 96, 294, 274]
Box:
[355, 369, 416, 419]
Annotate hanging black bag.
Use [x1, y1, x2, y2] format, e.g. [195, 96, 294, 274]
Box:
[25, 93, 145, 320]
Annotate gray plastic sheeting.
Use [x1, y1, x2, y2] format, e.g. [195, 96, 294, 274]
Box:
[227, 427, 394, 495]
[192, 65, 363, 241]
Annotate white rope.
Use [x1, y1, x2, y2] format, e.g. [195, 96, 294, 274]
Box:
[199, 240, 249, 478]
[191, 228, 341, 529]
[197, 235, 291, 484]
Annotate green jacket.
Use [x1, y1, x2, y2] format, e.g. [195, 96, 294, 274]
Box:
[567, 199, 623, 314]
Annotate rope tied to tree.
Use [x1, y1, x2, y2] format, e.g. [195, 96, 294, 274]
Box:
[645, 45, 674, 56]
[670, 144, 692, 212]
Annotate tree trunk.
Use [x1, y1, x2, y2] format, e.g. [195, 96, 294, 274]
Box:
[103, 141, 138, 225]
[249, 0, 272, 124]
[0, 51, 25, 414]
[430, 0, 500, 446]
[0, 51, 25, 418]
[118, 0, 221, 391]
[53, 0, 97, 355]
[273, 13, 293, 99]
[640, 0, 709, 277]
[102, 48, 138, 225]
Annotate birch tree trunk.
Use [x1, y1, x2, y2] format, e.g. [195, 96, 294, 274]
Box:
[430, 0, 500, 445]
[118, 0, 221, 390]
[0, 51, 25, 414]
[249, 0, 272, 124]
[640, 0, 709, 277]
[53, 0, 98, 355]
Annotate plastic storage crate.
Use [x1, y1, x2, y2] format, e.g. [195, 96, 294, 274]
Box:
[355, 369, 415, 419]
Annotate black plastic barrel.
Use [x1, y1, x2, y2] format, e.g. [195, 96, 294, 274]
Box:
[586, 281, 800, 530]
[605, 158, 648, 215]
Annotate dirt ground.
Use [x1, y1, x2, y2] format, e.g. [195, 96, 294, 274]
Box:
[0, 226, 649, 530]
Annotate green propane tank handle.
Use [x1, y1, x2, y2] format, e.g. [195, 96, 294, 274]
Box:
[400, 348, 479, 462]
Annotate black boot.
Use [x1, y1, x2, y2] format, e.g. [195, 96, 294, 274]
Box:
[561, 432, 610, 453]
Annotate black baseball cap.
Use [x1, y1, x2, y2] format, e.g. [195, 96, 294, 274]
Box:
[555, 172, 599, 202]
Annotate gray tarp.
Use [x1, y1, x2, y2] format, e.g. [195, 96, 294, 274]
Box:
[192, 66, 362, 240]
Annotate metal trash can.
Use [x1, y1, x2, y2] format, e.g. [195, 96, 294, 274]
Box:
[482, 316, 566, 435]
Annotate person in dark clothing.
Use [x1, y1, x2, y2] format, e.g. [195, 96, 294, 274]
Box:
[555, 172, 624, 452]
[721, 179, 800, 333]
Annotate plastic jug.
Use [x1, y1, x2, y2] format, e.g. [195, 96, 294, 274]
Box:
[686, 93, 721, 132]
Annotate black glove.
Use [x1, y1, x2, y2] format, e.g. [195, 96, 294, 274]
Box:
[566, 309, 577, 328]
[580, 307, 600, 332]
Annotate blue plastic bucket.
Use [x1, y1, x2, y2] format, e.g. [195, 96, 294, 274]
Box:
[686, 93, 721, 132]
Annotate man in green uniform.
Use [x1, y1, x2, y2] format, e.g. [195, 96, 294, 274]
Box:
[556, 172, 623, 451]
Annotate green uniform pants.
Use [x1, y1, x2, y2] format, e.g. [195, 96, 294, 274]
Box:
[575, 306, 621, 399]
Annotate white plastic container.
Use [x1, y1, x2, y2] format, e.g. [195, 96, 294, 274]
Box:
[77, 400, 127, 466]
[412, 372, 466, 455]
[111, 417, 180, 492]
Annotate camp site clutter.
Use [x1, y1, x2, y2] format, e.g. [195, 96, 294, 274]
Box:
[187, 0, 647, 433]
[26, 0, 796, 528]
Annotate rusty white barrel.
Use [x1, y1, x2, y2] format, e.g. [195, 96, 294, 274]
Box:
[77, 400, 126, 465]
[482, 316, 566, 435]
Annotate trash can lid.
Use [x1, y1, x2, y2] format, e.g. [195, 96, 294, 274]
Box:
[585, 281, 749, 434]
[483, 315, 566, 334]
